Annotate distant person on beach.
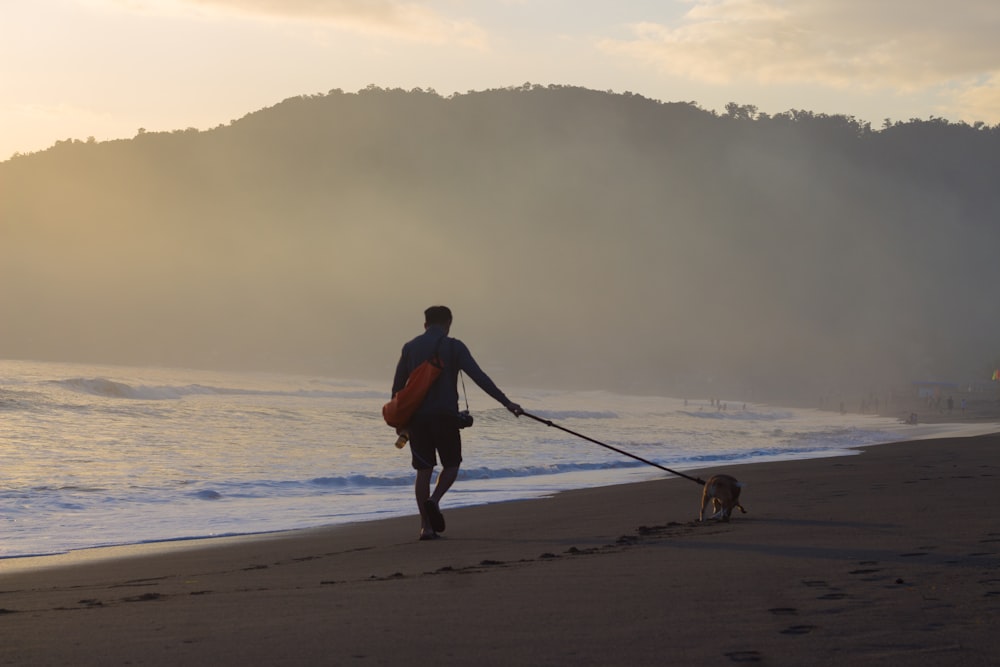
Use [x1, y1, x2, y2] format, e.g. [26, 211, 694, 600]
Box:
[391, 305, 523, 541]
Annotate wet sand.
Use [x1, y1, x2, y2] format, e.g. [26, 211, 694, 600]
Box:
[2, 433, 1000, 666]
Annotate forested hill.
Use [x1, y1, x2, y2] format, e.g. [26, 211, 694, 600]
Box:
[2, 85, 999, 399]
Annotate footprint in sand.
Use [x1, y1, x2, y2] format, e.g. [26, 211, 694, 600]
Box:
[724, 650, 762, 663]
[122, 592, 164, 602]
[801, 579, 828, 588]
[767, 607, 798, 616]
[849, 566, 887, 582]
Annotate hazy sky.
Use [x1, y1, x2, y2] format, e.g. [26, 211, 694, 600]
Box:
[3, 0, 999, 160]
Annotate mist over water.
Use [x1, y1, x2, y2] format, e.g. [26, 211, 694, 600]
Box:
[1, 87, 998, 401]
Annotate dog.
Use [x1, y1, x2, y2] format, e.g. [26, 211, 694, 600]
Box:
[698, 474, 747, 522]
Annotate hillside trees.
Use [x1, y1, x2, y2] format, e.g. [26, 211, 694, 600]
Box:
[2, 86, 998, 396]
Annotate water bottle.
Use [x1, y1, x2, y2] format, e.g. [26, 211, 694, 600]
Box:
[394, 431, 409, 449]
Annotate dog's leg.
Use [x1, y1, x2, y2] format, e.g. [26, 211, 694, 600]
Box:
[709, 498, 725, 520]
[698, 487, 712, 521]
[733, 482, 746, 515]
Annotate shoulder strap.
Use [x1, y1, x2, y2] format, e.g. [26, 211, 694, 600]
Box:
[428, 334, 447, 368]
[450, 339, 470, 411]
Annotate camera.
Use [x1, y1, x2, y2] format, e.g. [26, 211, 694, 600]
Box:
[457, 410, 474, 429]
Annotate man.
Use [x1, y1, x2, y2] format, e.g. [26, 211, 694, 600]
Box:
[391, 305, 522, 540]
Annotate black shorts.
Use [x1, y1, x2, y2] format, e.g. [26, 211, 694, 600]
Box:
[408, 414, 462, 470]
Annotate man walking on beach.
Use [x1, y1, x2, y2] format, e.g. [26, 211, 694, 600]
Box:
[391, 305, 523, 540]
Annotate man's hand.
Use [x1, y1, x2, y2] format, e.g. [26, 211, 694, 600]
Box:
[507, 402, 524, 417]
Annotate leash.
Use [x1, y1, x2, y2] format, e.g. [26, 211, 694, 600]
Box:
[522, 411, 705, 486]
[459, 370, 469, 413]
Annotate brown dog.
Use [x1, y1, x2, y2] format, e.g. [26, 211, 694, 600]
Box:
[698, 474, 746, 521]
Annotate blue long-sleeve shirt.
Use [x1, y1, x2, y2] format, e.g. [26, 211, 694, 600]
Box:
[391, 325, 511, 418]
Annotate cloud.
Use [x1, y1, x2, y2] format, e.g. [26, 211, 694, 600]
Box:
[939, 73, 1000, 124]
[599, 0, 1000, 92]
[128, 0, 490, 47]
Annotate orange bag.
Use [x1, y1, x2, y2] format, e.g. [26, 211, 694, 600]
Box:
[383, 339, 445, 428]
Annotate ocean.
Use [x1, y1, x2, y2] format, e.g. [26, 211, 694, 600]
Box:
[0, 359, 980, 560]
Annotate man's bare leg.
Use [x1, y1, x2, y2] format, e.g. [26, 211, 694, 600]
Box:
[416, 466, 459, 538]
[431, 466, 459, 504]
[415, 468, 435, 537]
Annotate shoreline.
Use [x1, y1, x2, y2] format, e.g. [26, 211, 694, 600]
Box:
[3, 431, 1000, 665]
[3, 418, 997, 568]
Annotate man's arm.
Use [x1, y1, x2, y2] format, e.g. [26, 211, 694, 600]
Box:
[454, 340, 522, 415]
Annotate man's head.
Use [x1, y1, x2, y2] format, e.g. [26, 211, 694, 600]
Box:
[424, 305, 453, 329]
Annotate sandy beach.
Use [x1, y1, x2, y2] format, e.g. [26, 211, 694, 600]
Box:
[3, 433, 1000, 666]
